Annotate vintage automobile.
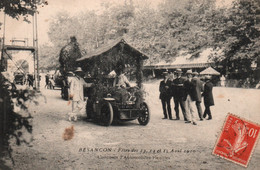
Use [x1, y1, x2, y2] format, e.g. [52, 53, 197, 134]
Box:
[13, 72, 26, 85]
[84, 77, 150, 126]
[48, 70, 64, 90]
[77, 38, 150, 126]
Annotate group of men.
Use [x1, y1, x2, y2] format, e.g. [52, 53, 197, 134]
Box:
[159, 69, 214, 125]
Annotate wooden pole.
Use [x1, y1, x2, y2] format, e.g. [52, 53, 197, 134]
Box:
[1, 13, 6, 71]
[35, 12, 40, 91]
[33, 13, 36, 89]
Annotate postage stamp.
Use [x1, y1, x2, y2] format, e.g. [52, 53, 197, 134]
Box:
[213, 113, 260, 167]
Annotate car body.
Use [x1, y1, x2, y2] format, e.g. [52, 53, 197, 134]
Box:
[14, 73, 26, 85]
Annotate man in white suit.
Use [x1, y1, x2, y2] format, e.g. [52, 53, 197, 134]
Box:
[68, 67, 91, 120]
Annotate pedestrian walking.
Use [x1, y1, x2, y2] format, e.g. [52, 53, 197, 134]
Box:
[192, 72, 204, 121]
[202, 76, 214, 120]
[159, 72, 173, 120]
[27, 74, 34, 88]
[172, 69, 187, 121]
[184, 70, 197, 125]
[220, 75, 226, 87]
[45, 74, 50, 89]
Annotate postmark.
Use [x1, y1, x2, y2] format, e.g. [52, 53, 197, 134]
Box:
[213, 113, 260, 167]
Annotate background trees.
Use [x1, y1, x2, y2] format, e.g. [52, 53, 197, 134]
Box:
[40, 0, 260, 79]
[0, 0, 47, 25]
[210, 0, 260, 77]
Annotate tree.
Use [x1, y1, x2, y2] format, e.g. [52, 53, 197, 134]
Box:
[210, 0, 260, 77]
[0, 0, 46, 167]
[39, 44, 59, 70]
[156, 0, 217, 61]
[127, 1, 164, 64]
[0, 0, 47, 24]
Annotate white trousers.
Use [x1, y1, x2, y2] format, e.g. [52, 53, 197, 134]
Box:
[72, 100, 85, 114]
[185, 95, 197, 122]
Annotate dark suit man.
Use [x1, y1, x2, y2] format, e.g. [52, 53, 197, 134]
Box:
[202, 76, 214, 120]
[192, 72, 204, 120]
[172, 69, 187, 121]
[159, 72, 173, 120]
[27, 74, 34, 88]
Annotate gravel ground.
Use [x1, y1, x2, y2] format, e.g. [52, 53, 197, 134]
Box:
[2, 80, 260, 170]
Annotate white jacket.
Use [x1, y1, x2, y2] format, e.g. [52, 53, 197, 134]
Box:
[69, 76, 90, 101]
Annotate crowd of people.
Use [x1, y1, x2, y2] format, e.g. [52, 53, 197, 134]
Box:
[159, 69, 214, 125]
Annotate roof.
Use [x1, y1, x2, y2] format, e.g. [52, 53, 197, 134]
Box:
[144, 63, 213, 69]
[77, 38, 149, 62]
[144, 48, 215, 69]
[200, 67, 220, 75]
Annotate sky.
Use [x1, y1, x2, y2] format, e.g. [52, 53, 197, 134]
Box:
[0, 0, 234, 46]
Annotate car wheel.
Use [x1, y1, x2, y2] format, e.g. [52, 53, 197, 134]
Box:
[138, 102, 150, 126]
[100, 102, 113, 126]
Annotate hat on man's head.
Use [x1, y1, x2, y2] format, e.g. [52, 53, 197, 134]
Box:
[162, 71, 168, 75]
[67, 71, 74, 76]
[205, 75, 211, 80]
[175, 68, 182, 73]
[74, 67, 83, 72]
[186, 70, 192, 75]
[70, 36, 77, 42]
[193, 71, 199, 75]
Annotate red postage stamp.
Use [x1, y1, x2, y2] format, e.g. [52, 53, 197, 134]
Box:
[213, 113, 260, 167]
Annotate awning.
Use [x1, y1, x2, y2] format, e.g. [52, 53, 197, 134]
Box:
[200, 67, 220, 75]
[144, 63, 213, 69]
[77, 38, 149, 62]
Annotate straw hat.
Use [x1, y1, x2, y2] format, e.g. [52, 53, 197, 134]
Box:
[186, 70, 192, 75]
[175, 69, 182, 73]
[67, 71, 74, 76]
[74, 67, 83, 72]
[193, 71, 199, 75]
[162, 71, 168, 76]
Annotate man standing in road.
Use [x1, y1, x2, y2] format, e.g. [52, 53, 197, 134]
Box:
[184, 70, 197, 125]
[68, 67, 91, 119]
[159, 72, 173, 120]
[192, 72, 204, 121]
[202, 76, 214, 120]
[27, 73, 34, 89]
[172, 69, 187, 121]
[45, 74, 50, 89]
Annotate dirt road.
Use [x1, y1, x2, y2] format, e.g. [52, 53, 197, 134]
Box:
[3, 81, 260, 169]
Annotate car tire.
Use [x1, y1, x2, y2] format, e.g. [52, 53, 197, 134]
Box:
[138, 102, 150, 126]
[100, 102, 113, 126]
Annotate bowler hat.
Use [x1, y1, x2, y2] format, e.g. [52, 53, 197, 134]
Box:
[175, 69, 182, 73]
[186, 70, 192, 74]
[74, 67, 83, 72]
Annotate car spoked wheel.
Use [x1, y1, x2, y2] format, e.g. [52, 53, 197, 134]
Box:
[100, 102, 113, 126]
[138, 102, 150, 125]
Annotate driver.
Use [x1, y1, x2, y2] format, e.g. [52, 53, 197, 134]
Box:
[114, 68, 130, 88]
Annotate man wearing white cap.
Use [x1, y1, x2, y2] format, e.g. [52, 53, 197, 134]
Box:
[183, 70, 197, 125]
